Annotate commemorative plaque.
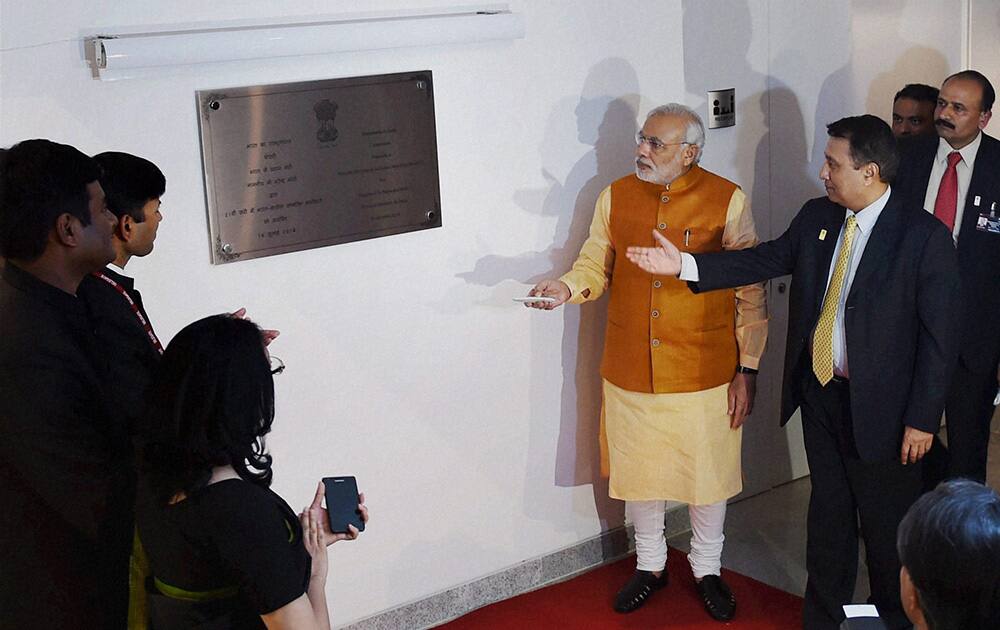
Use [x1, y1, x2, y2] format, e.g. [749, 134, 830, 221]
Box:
[197, 71, 442, 264]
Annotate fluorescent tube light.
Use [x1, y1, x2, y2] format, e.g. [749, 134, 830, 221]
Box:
[87, 5, 524, 79]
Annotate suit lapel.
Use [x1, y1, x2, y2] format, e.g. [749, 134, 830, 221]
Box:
[958, 133, 1000, 259]
[911, 145, 936, 209]
[966, 133, 1000, 197]
[811, 203, 846, 316]
[847, 194, 903, 302]
[897, 135, 937, 210]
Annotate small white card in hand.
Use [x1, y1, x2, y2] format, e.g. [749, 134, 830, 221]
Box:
[843, 604, 880, 618]
[513, 296, 556, 303]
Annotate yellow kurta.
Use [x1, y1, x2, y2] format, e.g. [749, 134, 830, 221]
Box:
[561, 180, 768, 505]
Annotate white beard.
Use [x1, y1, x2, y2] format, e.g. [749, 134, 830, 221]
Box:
[635, 164, 659, 183]
[635, 151, 684, 186]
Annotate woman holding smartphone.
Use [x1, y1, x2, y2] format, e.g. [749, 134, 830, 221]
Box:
[135, 314, 367, 630]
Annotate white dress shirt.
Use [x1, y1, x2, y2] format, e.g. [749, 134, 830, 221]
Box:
[680, 186, 892, 378]
[822, 187, 890, 377]
[923, 132, 982, 240]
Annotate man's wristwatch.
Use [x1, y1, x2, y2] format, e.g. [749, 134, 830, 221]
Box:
[736, 366, 758, 375]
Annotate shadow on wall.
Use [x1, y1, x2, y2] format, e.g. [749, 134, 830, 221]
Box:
[754, 80, 817, 490]
[809, 1, 951, 172]
[865, 47, 949, 122]
[681, 0, 761, 193]
[853, 0, 951, 121]
[798, 1, 853, 179]
[681, 0, 809, 497]
[756, 83, 815, 226]
[456, 57, 639, 531]
[768, 51, 826, 209]
[811, 2, 951, 179]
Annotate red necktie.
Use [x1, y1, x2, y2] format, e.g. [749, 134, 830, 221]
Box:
[933, 151, 963, 232]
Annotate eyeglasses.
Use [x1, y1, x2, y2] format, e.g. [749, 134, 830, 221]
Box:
[269, 355, 286, 375]
[635, 131, 689, 153]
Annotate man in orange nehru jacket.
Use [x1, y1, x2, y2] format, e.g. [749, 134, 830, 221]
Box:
[527, 103, 767, 621]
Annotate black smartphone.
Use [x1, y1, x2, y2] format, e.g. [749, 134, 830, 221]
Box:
[322, 476, 365, 534]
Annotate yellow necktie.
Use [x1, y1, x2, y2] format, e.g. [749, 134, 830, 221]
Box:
[812, 214, 858, 385]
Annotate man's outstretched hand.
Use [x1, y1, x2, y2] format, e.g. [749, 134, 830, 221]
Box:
[625, 230, 682, 276]
[525, 279, 571, 310]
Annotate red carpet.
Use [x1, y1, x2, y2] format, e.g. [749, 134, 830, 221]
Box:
[438, 550, 802, 629]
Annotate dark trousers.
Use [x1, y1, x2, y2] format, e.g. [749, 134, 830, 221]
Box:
[942, 360, 997, 483]
[800, 375, 921, 630]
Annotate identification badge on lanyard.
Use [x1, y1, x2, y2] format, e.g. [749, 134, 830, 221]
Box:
[975, 201, 1000, 234]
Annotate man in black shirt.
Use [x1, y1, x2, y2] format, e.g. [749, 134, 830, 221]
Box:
[0, 139, 130, 629]
[79, 152, 166, 426]
[77, 152, 279, 431]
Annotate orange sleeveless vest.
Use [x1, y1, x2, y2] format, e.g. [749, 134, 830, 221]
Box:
[601, 167, 739, 393]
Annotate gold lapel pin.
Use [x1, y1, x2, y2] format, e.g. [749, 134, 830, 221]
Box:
[819, 229, 827, 241]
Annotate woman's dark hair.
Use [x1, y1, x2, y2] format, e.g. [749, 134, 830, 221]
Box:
[141, 314, 275, 504]
[897, 479, 1000, 630]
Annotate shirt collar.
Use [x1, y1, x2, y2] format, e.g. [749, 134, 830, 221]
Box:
[936, 132, 982, 168]
[845, 185, 891, 235]
[2, 261, 87, 316]
[101, 265, 134, 290]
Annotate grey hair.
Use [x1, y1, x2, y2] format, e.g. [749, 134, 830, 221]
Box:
[646, 103, 706, 163]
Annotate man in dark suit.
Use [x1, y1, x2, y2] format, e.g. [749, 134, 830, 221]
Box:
[894, 70, 1000, 485]
[73, 153, 166, 628]
[625, 115, 961, 629]
[78, 151, 166, 427]
[0, 139, 130, 628]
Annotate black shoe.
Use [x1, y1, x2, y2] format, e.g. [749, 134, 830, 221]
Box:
[613, 569, 669, 613]
[695, 574, 736, 621]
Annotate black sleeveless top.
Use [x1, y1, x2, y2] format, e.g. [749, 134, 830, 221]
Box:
[135, 477, 311, 629]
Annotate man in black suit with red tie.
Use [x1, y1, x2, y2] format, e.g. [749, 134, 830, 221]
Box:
[895, 70, 1000, 485]
[624, 115, 961, 629]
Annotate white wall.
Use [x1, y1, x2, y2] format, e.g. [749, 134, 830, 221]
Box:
[1, 2, 685, 625]
[0, 0, 968, 626]
[970, 0, 1000, 85]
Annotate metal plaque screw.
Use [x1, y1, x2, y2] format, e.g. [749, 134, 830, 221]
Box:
[416, 81, 426, 90]
[209, 101, 221, 111]
[222, 243, 234, 254]
[425, 210, 437, 222]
